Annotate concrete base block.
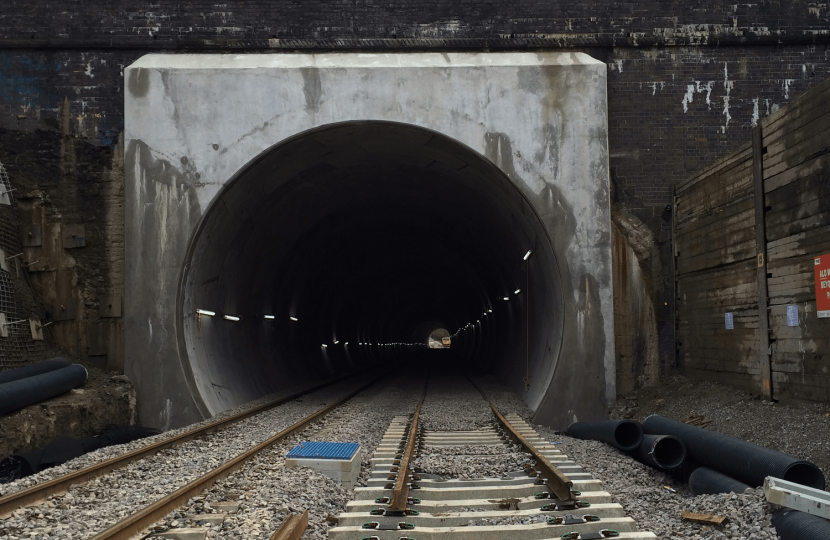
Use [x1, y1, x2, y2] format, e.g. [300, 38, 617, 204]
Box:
[147, 527, 208, 540]
[286, 446, 362, 489]
[191, 513, 227, 525]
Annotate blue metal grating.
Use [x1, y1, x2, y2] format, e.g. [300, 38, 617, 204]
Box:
[286, 441, 359, 460]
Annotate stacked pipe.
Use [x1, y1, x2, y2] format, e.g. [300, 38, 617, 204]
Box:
[0, 358, 88, 416]
[566, 420, 688, 472]
[642, 415, 825, 493]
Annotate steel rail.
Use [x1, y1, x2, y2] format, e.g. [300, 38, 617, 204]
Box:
[0, 374, 356, 517]
[467, 376, 575, 501]
[89, 373, 386, 540]
[388, 375, 429, 512]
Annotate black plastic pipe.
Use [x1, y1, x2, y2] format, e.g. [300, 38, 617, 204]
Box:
[566, 420, 643, 451]
[0, 364, 88, 416]
[643, 414, 825, 489]
[688, 466, 752, 495]
[0, 358, 70, 385]
[632, 434, 687, 470]
[773, 509, 830, 540]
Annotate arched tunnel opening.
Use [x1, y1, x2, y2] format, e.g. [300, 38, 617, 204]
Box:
[179, 121, 564, 417]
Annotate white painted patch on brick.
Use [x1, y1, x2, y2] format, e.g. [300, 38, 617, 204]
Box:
[682, 84, 695, 112]
[615, 60, 624, 73]
[782, 78, 794, 99]
[722, 62, 733, 133]
[751, 97, 760, 127]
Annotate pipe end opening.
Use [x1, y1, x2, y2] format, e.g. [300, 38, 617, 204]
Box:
[615, 420, 644, 451]
[783, 462, 826, 490]
[652, 436, 686, 470]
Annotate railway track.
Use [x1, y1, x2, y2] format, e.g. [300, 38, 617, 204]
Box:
[0, 371, 399, 539]
[328, 375, 657, 540]
[1, 367, 657, 540]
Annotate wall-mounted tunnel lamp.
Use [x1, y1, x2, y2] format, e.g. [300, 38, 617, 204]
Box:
[223, 315, 240, 321]
[289, 316, 299, 322]
[503, 297, 510, 301]
[264, 315, 275, 320]
[196, 309, 215, 316]
[488, 309, 493, 313]
[345, 342, 349, 345]
[333, 340, 339, 344]
[321, 344, 328, 348]
[514, 289, 521, 294]
[523, 250, 532, 261]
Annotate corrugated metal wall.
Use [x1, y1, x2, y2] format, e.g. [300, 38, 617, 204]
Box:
[675, 76, 830, 401]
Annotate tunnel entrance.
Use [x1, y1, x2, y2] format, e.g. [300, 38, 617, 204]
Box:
[180, 121, 563, 415]
[428, 328, 451, 349]
[125, 52, 613, 429]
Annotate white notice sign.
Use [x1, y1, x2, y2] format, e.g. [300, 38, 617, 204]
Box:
[787, 305, 799, 326]
[725, 312, 734, 330]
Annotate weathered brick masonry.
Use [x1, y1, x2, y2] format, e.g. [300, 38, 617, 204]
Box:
[0, 2, 828, 393]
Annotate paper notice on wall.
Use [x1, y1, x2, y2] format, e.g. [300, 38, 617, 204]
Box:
[815, 254, 830, 318]
[725, 312, 734, 330]
[787, 305, 799, 326]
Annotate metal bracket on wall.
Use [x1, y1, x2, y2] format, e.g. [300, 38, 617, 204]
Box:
[30, 319, 50, 341]
[20, 224, 41, 247]
[0, 187, 14, 206]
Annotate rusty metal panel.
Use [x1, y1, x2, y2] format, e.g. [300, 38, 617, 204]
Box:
[53, 270, 76, 321]
[99, 294, 122, 318]
[62, 224, 86, 249]
[20, 224, 41, 247]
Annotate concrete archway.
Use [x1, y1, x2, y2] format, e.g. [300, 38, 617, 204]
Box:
[179, 121, 563, 415]
[125, 52, 613, 429]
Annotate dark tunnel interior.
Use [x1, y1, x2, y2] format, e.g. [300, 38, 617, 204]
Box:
[179, 121, 564, 415]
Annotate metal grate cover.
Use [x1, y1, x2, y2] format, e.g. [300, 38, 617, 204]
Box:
[286, 441, 359, 460]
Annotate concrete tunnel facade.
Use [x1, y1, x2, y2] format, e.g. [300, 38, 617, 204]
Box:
[124, 52, 613, 430]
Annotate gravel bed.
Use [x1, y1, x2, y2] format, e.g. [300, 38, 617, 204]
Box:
[468, 514, 548, 526]
[419, 375, 493, 431]
[611, 376, 830, 478]
[156, 375, 425, 540]
[415, 375, 532, 479]
[477, 375, 783, 539]
[414, 452, 531, 479]
[0, 378, 343, 498]
[0, 377, 366, 539]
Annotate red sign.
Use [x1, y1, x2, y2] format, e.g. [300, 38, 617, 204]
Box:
[815, 254, 830, 318]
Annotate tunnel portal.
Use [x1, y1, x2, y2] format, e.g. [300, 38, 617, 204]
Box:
[125, 52, 613, 430]
[182, 121, 562, 415]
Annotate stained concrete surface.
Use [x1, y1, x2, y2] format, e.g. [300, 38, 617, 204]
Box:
[124, 52, 612, 430]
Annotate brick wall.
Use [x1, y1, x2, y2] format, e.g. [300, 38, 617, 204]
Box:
[0, 2, 828, 391]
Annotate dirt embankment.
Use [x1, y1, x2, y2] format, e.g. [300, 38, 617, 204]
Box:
[610, 376, 830, 478]
[0, 356, 136, 458]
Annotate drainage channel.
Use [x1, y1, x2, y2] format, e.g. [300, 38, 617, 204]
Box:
[328, 383, 657, 540]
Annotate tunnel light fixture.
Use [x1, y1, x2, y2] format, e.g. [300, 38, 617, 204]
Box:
[223, 315, 240, 321]
[264, 315, 275, 320]
[523, 250, 532, 261]
[345, 342, 349, 345]
[334, 340, 339, 344]
[321, 344, 327, 348]
[289, 316, 299, 322]
[503, 297, 510, 301]
[196, 309, 215, 316]
[514, 289, 521, 294]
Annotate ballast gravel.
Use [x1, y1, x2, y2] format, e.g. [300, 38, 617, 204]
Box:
[153, 375, 426, 540]
[0, 376, 379, 539]
[0, 378, 346, 498]
[477, 375, 783, 540]
[414, 375, 533, 479]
